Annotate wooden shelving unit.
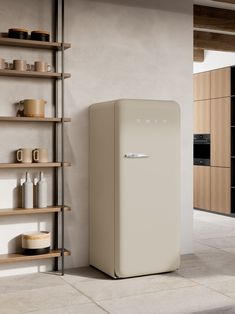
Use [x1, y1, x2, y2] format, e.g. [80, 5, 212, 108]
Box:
[0, 206, 71, 216]
[0, 36, 71, 50]
[0, 0, 71, 274]
[0, 249, 70, 265]
[0, 69, 70, 79]
[0, 117, 71, 123]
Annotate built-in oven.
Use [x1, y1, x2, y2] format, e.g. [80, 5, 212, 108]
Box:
[194, 134, 210, 166]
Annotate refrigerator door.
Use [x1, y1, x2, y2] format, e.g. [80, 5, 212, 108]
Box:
[115, 99, 180, 278]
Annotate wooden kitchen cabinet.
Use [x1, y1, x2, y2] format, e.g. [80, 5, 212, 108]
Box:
[193, 166, 211, 210]
[211, 97, 231, 168]
[193, 100, 210, 134]
[211, 167, 230, 214]
[211, 67, 231, 99]
[194, 71, 211, 101]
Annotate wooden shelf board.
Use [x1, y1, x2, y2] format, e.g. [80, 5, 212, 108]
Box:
[0, 206, 71, 216]
[0, 36, 71, 50]
[0, 69, 70, 79]
[0, 162, 71, 169]
[0, 117, 71, 123]
[0, 249, 70, 265]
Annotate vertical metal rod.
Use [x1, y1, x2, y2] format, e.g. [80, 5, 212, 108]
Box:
[61, 0, 65, 276]
[53, 0, 59, 272]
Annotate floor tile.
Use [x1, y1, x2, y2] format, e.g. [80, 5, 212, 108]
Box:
[73, 271, 197, 301]
[194, 242, 222, 254]
[178, 263, 235, 285]
[0, 285, 90, 314]
[179, 254, 207, 269]
[202, 278, 235, 299]
[222, 248, 235, 254]
[25, 302, 108, 314]
[199, 237, 235, 249]
[194, 211, 235, 227]
[193, 221, 235, 239]
[0, 273, 66, 294]
[62, 266, 109, 286]
[98, 286, 235, 314]
[191, 305, 235, 314]
[64, 266, 109, 280]
[180, 250, 234, 270]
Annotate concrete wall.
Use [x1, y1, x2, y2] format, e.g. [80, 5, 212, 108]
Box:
[0, 0, 193, 277]
[194, 50, 235, 73]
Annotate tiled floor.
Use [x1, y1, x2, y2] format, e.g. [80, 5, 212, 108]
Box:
[2, 210, 235, 313]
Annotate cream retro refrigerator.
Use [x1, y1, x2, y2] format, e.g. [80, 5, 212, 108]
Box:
[89, 99, 180, 278]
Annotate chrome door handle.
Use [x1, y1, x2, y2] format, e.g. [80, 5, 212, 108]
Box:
[124, 153, 150, 158]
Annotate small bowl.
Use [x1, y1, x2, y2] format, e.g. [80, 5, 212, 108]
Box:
[8, 28, 29, 40]
[31, 30, 50, 42]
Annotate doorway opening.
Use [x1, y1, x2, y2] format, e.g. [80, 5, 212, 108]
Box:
[193, 1, 235, 221]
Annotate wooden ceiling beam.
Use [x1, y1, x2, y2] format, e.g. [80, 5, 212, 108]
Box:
[194, 31, 235, 52]
[194, 49, 205, 62]
[194, 5, 235, 32]
[212, 0, 235, 4]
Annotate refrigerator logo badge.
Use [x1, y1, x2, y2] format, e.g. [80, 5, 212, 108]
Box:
[124, 153, 150, 159]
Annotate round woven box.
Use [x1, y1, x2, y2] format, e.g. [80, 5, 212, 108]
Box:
[21, 231, 51, 255]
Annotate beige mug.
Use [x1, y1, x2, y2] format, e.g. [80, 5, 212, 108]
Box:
[0, 58, 8, 70]
[33, 148, 48, 163]
[34, 61, 52, 72]
[19, 99, 47, 118]
[16, 148, 32, 163]
[13, 59, 29, 71]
